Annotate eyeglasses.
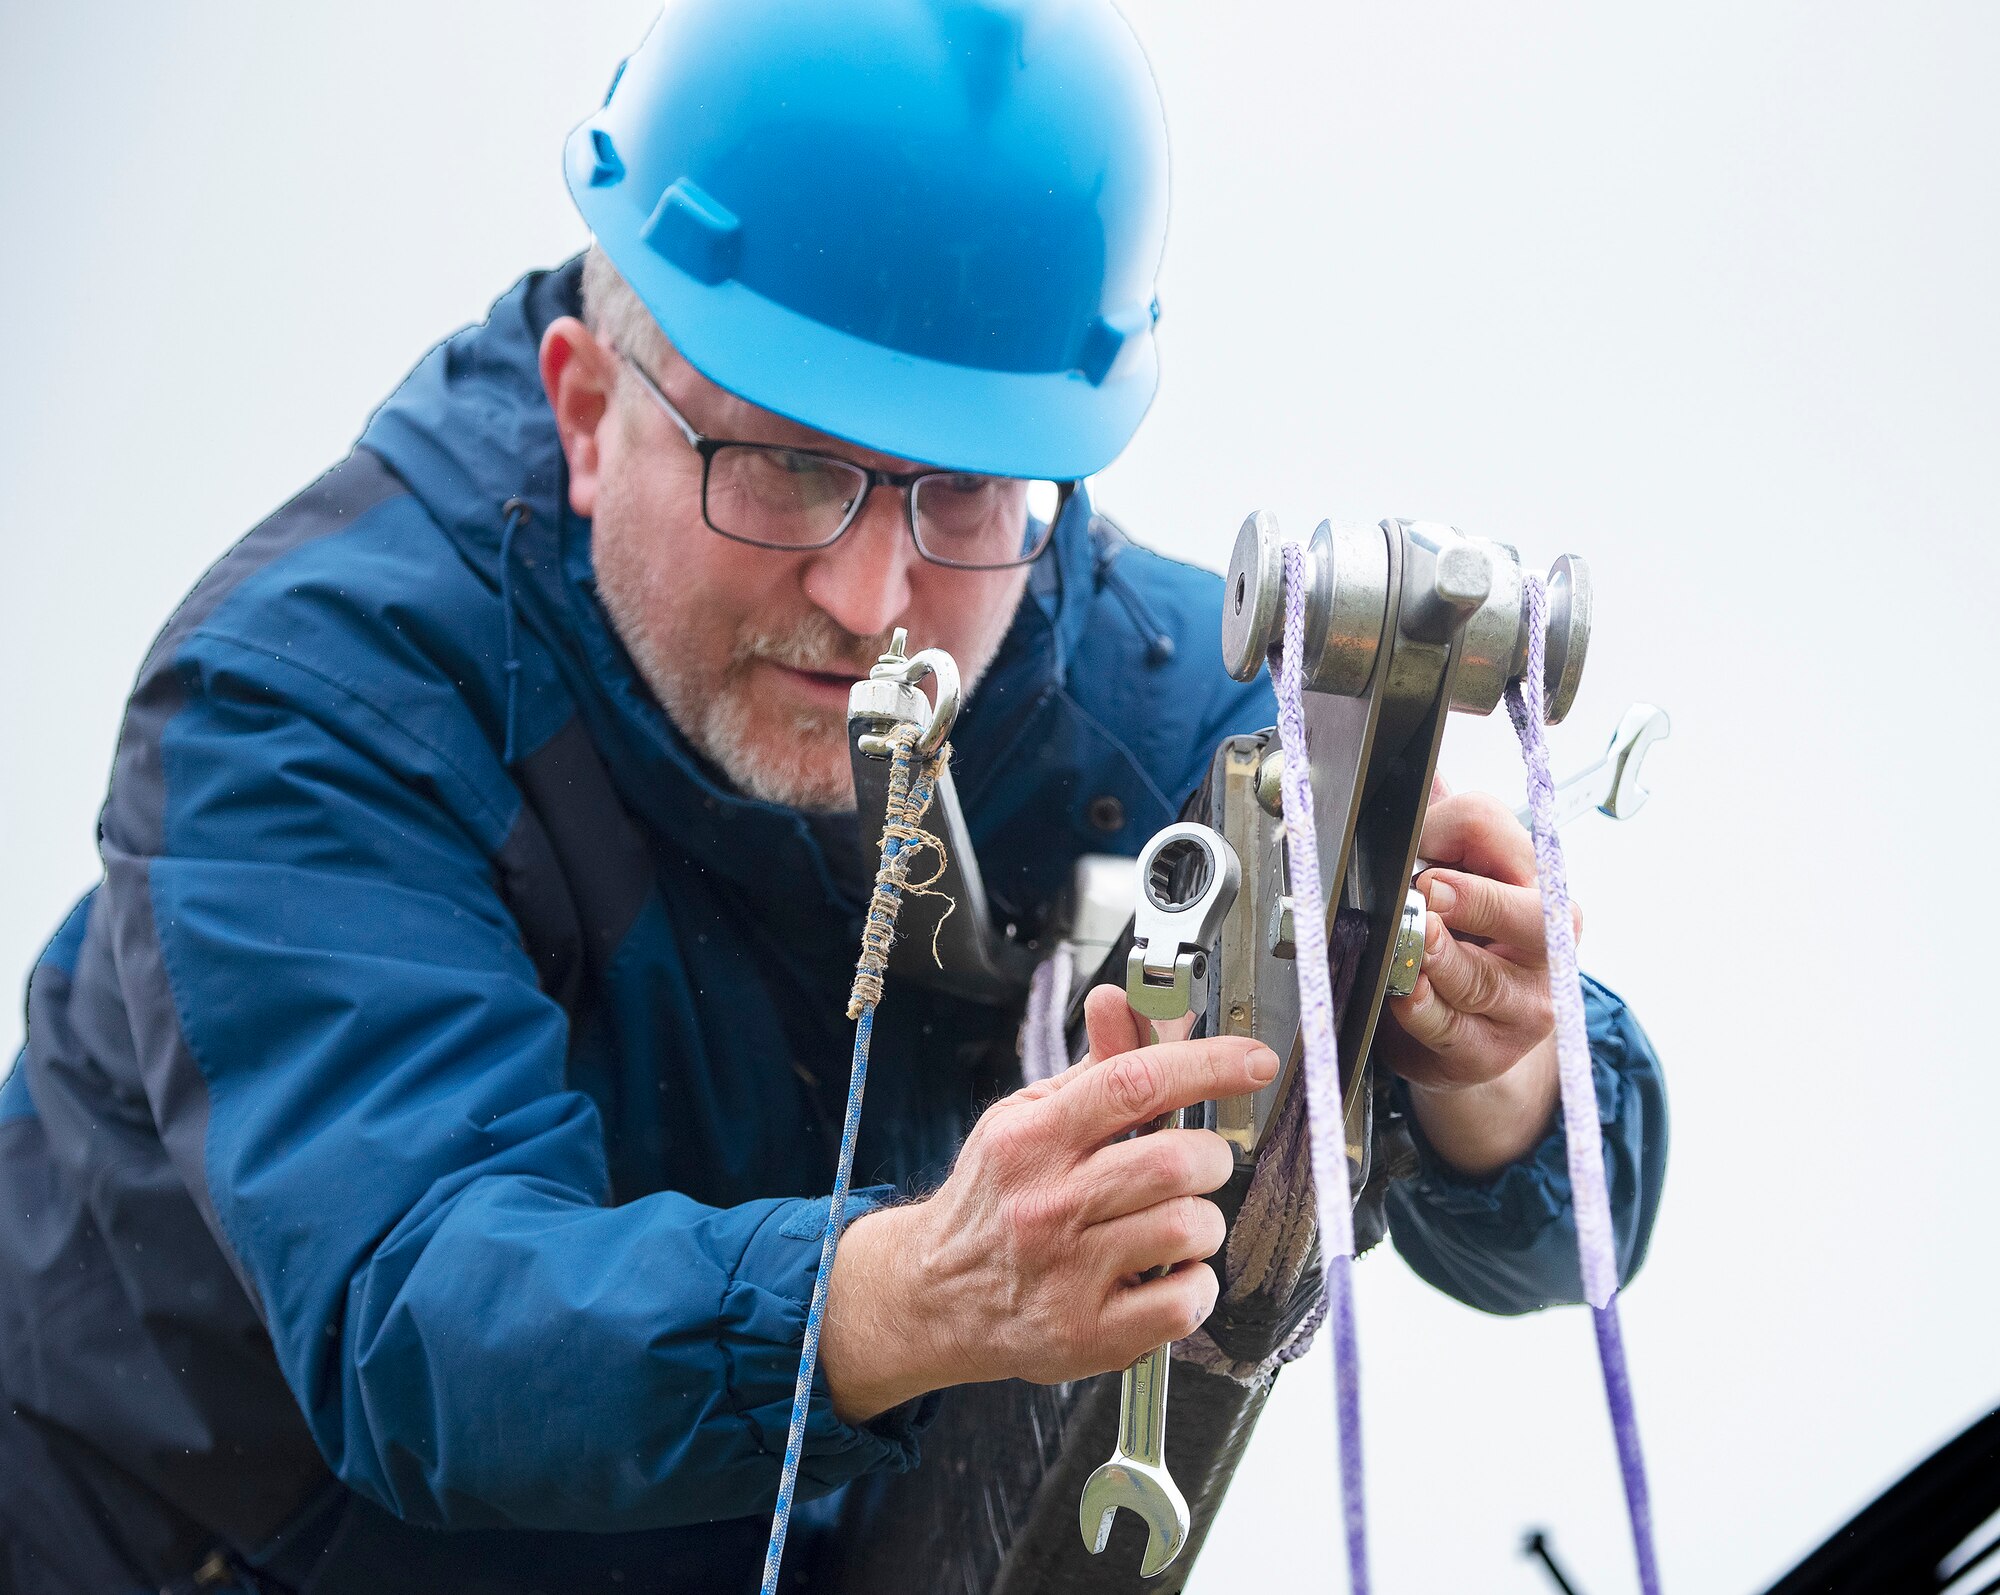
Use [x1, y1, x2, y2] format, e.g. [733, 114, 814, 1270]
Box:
[616, 351, 1071, 571]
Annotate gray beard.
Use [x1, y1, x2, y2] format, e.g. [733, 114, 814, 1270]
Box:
[589, 470, 1020, 814]
[606, 595, 880, 814]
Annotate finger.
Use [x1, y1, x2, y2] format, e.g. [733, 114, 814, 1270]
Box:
[1044, 1035, 1279, 1151]
[1419, 871, 1549, 951]
[1090, 1195, 1228, 1281]
[1416, 911, 1543, 1024]
[1388, 968, 1471, 1054]
[1417, 792, 1536, 886]
[1073, 1127, 1236, 1225]
[1013, 986, 1140, 1104]
[1080, 983, 1144, 1066]
[1438, 911, 1584, 968]
[1430, 771, 1452, 802]
[1096, 1261, 1219, 1362]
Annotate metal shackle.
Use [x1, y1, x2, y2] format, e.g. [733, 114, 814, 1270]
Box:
[1218, 510, 1591, 724]
[847, 627, 963, 757]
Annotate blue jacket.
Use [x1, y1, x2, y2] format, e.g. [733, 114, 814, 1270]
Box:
[0, 259, 1667, 1595]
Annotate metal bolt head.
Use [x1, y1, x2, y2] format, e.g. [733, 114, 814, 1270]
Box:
[1267, 894, 1296, 960]
[871, 627, 911, 678]
[1385, 889, 1426, 998]
[1433, 541, 1493, 609]
[1254, 750, 1286, 818]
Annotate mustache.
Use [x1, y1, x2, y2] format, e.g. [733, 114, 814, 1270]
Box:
[733, 613, 893, 678]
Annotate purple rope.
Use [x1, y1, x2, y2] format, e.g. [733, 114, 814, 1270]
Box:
[1593, 1297, 1661, 1592]
[1507, 574, 1662, 1595]
[1021, 946, 1074, 1086]
[1274, 541, 1371, 1593]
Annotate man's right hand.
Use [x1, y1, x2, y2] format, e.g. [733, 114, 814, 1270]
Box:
[819, 985, 1278, 1423]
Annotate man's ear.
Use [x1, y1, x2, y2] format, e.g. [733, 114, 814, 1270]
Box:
[540, 316, 617, 519]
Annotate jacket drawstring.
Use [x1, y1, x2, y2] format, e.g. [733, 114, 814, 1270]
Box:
[1098, 546, 1177, 666]
[499, 498, 531, 764]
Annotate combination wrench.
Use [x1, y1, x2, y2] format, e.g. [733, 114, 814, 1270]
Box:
[1386, 701, 1672, 998]
[1079, 823, 1241, 1578]
[1512, 701, 1670, 832]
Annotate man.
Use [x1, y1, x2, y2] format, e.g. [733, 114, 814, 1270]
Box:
[0, 4, 1667, 1592]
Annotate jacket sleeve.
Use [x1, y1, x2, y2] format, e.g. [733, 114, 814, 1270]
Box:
[100, 628, 929, 1534]
[1383, 975, 1668, 1314]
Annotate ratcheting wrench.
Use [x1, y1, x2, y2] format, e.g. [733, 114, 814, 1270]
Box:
[1079, 823, 1241, 1578]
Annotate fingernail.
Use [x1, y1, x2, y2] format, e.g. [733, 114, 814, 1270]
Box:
[1248, 1047, 1280, 1083]
[1427, 878, 1457, 914]
[1424, 911, 1446, 952]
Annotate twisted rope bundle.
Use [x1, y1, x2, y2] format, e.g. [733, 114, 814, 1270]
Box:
[848, 725, 953, 1018]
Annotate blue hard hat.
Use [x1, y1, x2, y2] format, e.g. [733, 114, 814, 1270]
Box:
[564, 0, 1169, 480]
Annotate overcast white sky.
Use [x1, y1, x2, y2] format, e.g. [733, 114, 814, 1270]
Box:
[3, 4, 1997, 1591]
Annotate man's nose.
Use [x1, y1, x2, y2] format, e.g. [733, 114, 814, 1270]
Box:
[800, 484, 919, 640]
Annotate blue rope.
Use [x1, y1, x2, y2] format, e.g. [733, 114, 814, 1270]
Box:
[759, 1002, 877, 1595]
[760, 736, 938, 1593]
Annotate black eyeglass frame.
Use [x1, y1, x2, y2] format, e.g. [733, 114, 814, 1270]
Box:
[615, 350, 1075, 572]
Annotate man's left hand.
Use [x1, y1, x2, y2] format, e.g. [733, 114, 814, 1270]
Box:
[1379, 776, 1573, 1175]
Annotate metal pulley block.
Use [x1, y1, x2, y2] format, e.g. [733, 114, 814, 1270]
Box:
[1220, 510, 1591, 723]
[1202, 510, 1603, 1184]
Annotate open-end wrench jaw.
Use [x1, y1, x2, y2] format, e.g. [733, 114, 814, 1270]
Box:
[1512, 701, 1672, 832]
[1599, 702, 1669, 818]
[1078, 1447, 1191, 1578]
